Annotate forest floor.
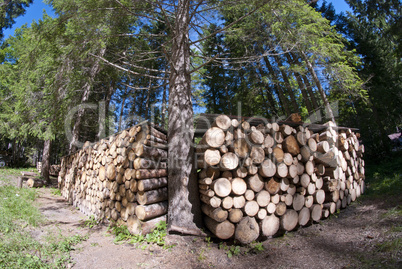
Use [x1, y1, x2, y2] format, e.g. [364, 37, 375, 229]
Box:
[1, 155, 401, 269]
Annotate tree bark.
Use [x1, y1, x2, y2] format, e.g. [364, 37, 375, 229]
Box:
[167, 0, 202, 235]
[300, 51, 335, 123]
[41, 139, 51, 185]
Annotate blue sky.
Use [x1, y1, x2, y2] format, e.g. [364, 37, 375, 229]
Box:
[3, 0, 55, 39]
[4, 0, 352, 39]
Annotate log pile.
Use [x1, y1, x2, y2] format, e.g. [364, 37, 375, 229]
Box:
[196, 115, 365, 243]
[58, 122, 168, 234]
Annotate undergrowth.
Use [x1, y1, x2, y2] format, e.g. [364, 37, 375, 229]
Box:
[364, 152, 402, 197]
[109, 221, 174, 250]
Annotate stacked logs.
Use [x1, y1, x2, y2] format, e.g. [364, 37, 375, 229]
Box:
[196, 115, 365, 243]
[58, 122, 168, 234]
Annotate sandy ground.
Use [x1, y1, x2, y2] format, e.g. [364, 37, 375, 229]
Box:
[29, 183, 401, 269]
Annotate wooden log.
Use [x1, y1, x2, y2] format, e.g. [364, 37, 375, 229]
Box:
[323, 202, 336, 214]
[137, 177, 168, 192]
[296, 131, 307, 146]
[325, 189, 340, 203]
[261, 214, 280, 237]
[304, 195, 313, 208]
[280, 178, 290, 192]
[199, 127, 225, 148]
[246, 174, 264, 192]
[201, 204, 228, 222]
[203, 149, 221, 166]
[247, 164, 258, 175]
[307, 182, 316, 195]
[288, 164, 298, 179]
[274, 131, 284, 144]
[275, 202, 287, 216]
[267, 202, 276, 214]
[265, 177, 280, 195]
[135, 144, 167, 159]
[211, 178, 232, 197]
[305, 161, 314, 176]
[135, 201, 168, 221]
[283, 135, 300, 156]
[136, 169, 167, 179]
[222, 196, 233, 210]
[271, 194, 281, 205]
[244, 200, 259, 217]
[204, 217, 235, 240]
[230, 177, 247, 195]
[263, 134, 275, 149]
[233, 138, 250, 158]
[244, 189, 255, 201]
[257, 208, 268, 220]
[273, 147, 284, 163]
[199, 189, 215, 197]
[314, 148, 338, 167]
[298, 207, 310, 226]
[228, 208, 243, 223]
[256, 190, 271, 207]
[308, 138, 317, 152]
[235, 217, 260, 244]
[134, 158, 167, 169]
[280, 209, 298, 231]
[212, 115, 232, 130]
[292, 193, 305, 211]
[250, 147, 265, 164]
[200, 195, 221, 208]
[276, 163, 288, 178]
[249, 129, 264, 145]
[317, 141, 330, 153]
[234, 167, 248, 178]
[310, 204, 322, 222]
[27, 178, 45, 188]
[220, 152, 239, 170]
[283, 153, 293, 166]
[259, 159, 276, 178]
[233, 195, 246, 209]
[314, 189, 326, 204]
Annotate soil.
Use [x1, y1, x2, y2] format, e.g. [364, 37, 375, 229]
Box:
[18, 176, 402, 268]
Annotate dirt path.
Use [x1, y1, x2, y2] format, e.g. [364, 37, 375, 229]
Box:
[32, 186, 401, 269]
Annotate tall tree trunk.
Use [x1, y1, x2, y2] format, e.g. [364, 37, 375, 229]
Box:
[41, 139, 51, 185]
[69, 47, 106, 153]
[263, 56, 291, 116]
[97, 81, 115, 140]
[300, 51, 335, 123]
[301, 74, 320, 110]
[167, 0, 202, 235]
[118, 87, 128, 132]
[257, 66, 279, 116]
[161, 75, 168, 129]
[273, 54, 299, 113]
[290, 52, 320, 110]
[285, 53, 314, 114]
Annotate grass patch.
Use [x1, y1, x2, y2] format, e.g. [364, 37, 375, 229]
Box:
[0, 183, 87, 268]
[364, 152, 402, 197]
[109, 221, 174, 250]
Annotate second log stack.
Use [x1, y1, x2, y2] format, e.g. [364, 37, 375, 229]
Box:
[196, 115, 365, 244]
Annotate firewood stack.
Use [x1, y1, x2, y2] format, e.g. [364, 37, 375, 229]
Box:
[196, 115, 365, 243]
[58, 122, 168, 234]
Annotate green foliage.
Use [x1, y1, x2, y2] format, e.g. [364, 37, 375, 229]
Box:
[50, 188, 61, 196]
[364, 152, 402, 197]
[83, 215, 101, 229]
[109, 221, 174, 250]
[218, 241, 265, 258]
